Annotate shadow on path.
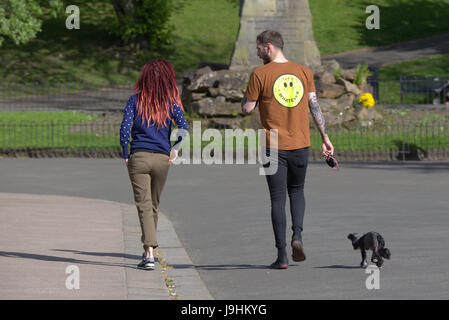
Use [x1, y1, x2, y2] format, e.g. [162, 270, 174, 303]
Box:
[0, 250, 137, 269]
[339, 161, 449, 173]
[52, 249, 141, 261]
[315, 265, 360, 269]
[169, 263, 306, 270]
[195, 264, 272, 270]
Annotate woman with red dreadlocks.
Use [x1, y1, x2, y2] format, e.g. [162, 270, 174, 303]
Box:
[120, 60, 188, 270]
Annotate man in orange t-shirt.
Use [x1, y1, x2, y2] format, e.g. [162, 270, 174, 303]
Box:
[242, 30, 335, 269]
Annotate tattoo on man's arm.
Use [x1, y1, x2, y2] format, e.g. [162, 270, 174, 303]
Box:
[241, 96, 247, 108]
[309, 94, 327, 136]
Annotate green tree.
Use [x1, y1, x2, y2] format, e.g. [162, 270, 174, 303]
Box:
[111, 0, 176, 50]
[0, 0, 62, 46]
[1, 0, 183, 50]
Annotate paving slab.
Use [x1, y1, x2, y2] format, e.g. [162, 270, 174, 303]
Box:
[0, 192, 211, 300]
[0, 193, 126, 299]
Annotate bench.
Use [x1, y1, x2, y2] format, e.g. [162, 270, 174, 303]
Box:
[400, 75, 449, 104]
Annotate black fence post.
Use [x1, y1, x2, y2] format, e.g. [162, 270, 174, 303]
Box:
[51, 121, 55, 152]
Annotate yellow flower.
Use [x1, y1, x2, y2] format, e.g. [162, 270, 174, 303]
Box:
[359, 93, 375, 108]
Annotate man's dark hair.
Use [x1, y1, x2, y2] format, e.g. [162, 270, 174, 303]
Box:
[256, 30, 284, 50]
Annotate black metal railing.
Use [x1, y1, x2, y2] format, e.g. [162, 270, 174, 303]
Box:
[398, 76, 449, 105]
[1, 119, 448, 161]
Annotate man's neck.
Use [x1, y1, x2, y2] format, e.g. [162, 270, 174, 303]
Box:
[271, 52, 288, 63]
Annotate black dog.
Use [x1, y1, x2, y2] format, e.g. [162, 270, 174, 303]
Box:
[347, 232, 391, 268]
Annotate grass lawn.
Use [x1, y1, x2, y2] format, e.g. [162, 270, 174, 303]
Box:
[168, 0, 240, 73]
[0, 111, 99, 123]
[310, 0, 449, 56]
[378, 54, 449, 80]
[0, 112, 107, 149]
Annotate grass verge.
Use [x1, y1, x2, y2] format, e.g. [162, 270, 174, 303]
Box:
[1, 112, 449, 153]
[155, 249, 179, 300]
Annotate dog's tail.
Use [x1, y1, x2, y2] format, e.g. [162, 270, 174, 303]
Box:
[347, 233, 357, 241]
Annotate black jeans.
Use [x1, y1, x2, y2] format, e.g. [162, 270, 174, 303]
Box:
[265, 147, 309, 251]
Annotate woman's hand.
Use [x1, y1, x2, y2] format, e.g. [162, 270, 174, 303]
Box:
[125, 158, 129, 165]
[169, 149, 178, 163]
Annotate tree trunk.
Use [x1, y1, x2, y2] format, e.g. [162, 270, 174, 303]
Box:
[111, 0, 148, 49]
[111, 0, 138, 21]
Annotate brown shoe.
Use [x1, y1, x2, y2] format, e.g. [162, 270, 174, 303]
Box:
[291, 240, 306, 262]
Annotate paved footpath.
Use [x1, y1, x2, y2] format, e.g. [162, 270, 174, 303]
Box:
[1, 158, 449, 299]
[322, 32, 449, 68]
[0, 192, 212, 300]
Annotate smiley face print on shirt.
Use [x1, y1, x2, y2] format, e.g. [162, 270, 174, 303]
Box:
[272, 74, 304, 108]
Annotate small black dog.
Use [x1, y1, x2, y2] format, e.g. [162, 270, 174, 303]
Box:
[347, 232, 391, 268]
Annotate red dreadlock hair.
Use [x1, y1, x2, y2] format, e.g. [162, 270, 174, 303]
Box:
[134, 60, 183, 128]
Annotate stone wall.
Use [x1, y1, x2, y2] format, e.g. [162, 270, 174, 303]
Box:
[181, 65, 262, 129]
[313, 60, 381, 126]
[181, 60, 382, 129]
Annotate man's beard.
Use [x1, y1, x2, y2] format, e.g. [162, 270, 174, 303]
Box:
[259, 48, 271, 64]
[262, 55, 271, 64]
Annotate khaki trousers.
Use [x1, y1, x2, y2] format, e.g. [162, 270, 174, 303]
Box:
[127, 151, 170, 250]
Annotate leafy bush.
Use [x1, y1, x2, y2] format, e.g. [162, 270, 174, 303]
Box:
[354, 63, 372, 86]
[333, 64, 342, 80]
[0, 0, 62, 46]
